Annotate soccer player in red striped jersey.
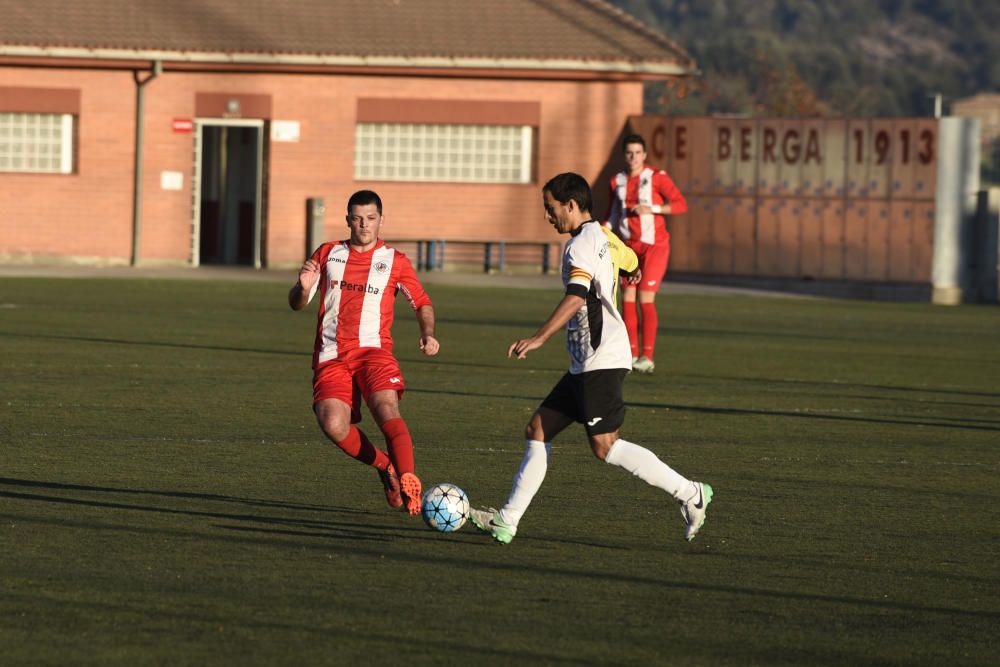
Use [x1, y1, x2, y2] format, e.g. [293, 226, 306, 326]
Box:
[604, 133, 688, 374]
[288, 190, 439, 515]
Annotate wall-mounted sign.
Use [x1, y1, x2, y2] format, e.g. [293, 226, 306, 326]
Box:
[172, 118, 194, 133]
[160, 170, 184, 191]
[271, 120, 301, 142]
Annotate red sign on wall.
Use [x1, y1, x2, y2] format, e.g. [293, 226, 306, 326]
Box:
[172, 118, 194, 133]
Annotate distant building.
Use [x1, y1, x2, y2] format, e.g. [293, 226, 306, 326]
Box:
[952, 93, 1000, 145]
[0, 0, 694, 267]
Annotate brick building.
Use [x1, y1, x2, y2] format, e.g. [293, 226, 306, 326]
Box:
[952, 92, 1000, 185]
[0, 0, 694, 268]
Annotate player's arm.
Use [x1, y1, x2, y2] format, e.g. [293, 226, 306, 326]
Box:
[508, 290, 585, 359]
[601, 226, 641, 285]
[395, 255, 439, 356]
[620, 245, 641, 285]
[415, 304, 439, 356]
[656, 170, 687, 215]
[289, 258, 320, 310]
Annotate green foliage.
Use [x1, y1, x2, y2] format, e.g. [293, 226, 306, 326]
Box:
[616, 0, 1000, 116]
[1, 277, 998, 665]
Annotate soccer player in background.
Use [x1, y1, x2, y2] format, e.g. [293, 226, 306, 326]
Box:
[469, 173, 712, 544]
[605, 133, 688, 374]
[288, 190, 439, 515]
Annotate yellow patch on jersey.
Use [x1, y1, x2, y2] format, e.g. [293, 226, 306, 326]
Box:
[600, 225, 639, 303]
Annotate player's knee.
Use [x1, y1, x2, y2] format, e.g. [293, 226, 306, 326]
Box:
[314, 410, 350, 443]
[371, 404, 402, 426]
[589, 434, 617, 461]
[524, 421, 543, 442]
[590, 441, 611, 461]
[368, 392, 402, 426]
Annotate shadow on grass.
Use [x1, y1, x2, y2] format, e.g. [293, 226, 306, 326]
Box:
[3, 477, 998, 623]
[0, 331, 303, 358]
[0, 477, 395, 542]
[402, 387, 1000, 433]
[685, 373, 1000, 400]
[0, 330, 545, 373]
[0, 477, 353, 512]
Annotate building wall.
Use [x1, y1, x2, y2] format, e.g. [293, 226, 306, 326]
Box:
[952, 94, 1000, 145]
[1, 69, 136, 263]
[0, 66, 642, 266]
[628, 115, 941, 284]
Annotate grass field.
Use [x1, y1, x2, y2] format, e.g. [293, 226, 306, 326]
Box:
[1, 276, 998, 666]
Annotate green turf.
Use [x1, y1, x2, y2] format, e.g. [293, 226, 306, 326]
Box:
[1, 277, 998, 666]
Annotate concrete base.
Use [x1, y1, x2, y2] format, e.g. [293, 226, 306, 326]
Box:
[932, 286, 961, 305]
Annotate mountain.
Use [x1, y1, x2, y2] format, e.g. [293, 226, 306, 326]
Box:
[609, 0, 1000, 117]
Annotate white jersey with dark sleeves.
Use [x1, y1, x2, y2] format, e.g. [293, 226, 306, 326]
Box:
[561, 221, 633, 374]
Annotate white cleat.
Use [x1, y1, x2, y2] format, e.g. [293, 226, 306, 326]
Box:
[632, 356, 655, 374]
[680, 482, 713, 541]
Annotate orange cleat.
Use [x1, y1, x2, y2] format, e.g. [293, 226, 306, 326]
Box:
[399, 472, 422, 516]
[377, 464, 403, 509]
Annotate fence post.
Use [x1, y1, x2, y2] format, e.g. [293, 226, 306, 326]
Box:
[541, 244, 551, 274]
[306, 197, 325, 257]
[484, 242, 493, 273]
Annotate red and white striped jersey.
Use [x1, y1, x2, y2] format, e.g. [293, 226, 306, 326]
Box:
[604, 165, 687, 245]
[306, 239, 431, 367]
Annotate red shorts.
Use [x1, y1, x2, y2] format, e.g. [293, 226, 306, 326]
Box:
[312, 348, 406, 422]
[626, 239, 671, 293]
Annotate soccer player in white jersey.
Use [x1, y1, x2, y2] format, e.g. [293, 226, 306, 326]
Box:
[288, 190, 440, 516]
[469, 173, 712, 544]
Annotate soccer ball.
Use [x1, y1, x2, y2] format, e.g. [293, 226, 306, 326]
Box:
[420, 483, 470, 532]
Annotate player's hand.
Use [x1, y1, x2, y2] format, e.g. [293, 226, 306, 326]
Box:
[420, 335, 440, 356]
[297, 259, 320, 291]
[625, 267, 642, 286]
[630, 204, 653, 216]
[508, 337, 542, 359]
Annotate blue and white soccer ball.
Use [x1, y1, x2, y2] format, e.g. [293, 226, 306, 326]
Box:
[420, 483, 470, 532]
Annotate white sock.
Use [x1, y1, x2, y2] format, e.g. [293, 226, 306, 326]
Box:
[500, 440, 550, 527]
[605, 439, 695, 502]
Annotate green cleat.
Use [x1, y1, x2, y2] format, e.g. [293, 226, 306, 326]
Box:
[680, 482, 713, 541]
[469, 507, 516, 544]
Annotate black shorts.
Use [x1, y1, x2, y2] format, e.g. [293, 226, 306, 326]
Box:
[539, 369, 627, 436]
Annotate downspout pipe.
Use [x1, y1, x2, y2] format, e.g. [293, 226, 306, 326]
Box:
[131, 60, 162, 266]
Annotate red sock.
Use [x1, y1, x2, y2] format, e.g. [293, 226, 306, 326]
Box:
[335, 426, 390, 469]
[623, 300, 639, 358]
[640, 302, 658, 359]
[380, 417, 415, 476]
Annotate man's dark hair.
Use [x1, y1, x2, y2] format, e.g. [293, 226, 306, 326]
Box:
[543, 172, 592, 214]
[347, 189, 382, 215]
[622, 133, 646, 151]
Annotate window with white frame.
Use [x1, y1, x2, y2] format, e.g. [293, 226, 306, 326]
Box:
[355, 123, 533, 183]
[0, 112, 75, 174]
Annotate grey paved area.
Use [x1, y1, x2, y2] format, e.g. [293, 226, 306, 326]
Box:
[0, 263, 807, 298]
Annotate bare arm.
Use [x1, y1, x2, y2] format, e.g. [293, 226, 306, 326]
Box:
[288, 259, 320, 310]
[415, 304, 439, 356]
[508, 293, 585, 359]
